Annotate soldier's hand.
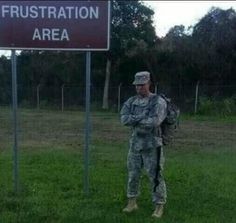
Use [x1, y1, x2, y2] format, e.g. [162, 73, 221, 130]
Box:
[134, 111, 148, 123]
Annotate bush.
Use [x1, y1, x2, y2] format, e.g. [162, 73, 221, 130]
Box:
[198, 96, 236, 116]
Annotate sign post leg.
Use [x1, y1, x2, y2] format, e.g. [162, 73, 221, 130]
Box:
[11, 50, 19, 194]
[84, 51, 91, 195]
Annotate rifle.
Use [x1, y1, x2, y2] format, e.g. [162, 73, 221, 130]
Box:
[153, 146, 161, 192]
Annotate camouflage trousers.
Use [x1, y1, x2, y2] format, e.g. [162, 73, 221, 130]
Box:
[126, 146, 167, 205]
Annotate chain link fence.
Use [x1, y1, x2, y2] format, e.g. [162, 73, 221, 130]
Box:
[1, 83, 236, 114]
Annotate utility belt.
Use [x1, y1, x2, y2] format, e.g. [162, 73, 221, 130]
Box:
[134, 126, 152, 137]
[136, 132, 150, 137]
[134, 126, 161, 138]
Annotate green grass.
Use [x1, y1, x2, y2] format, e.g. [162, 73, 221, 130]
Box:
[0, 107, 236, 222]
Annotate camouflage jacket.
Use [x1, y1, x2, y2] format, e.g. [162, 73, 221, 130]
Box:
[120, 93, 167, 150]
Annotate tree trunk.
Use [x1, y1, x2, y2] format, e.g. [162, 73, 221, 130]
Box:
[146, 59, 156, 83]
[102, 58, 111, 109]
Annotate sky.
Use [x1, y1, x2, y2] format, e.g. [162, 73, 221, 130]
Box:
[0, 1, 236, 56]
[144, 1, 236, 37]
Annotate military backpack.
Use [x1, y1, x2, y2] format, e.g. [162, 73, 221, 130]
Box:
[158, 94, 180, 145]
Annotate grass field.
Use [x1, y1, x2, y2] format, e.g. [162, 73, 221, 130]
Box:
[0, 107, 236, 223]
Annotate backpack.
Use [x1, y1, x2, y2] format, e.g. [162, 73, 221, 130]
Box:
[159, 94, 180, 145]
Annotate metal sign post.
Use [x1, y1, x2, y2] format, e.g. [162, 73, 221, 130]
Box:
[11, 49, 19, 194]
[84, 51, 91, 195]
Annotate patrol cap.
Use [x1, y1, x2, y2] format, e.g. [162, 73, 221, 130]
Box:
[132, 71, 150, 85]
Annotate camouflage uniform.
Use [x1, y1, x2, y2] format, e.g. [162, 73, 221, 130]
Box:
[120, 93, 167, 205]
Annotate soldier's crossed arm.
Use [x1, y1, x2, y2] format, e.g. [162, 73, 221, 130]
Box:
[139, 96, 167, 128]
[120, 98, 146, 126]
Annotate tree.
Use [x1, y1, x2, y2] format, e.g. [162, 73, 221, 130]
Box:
[0, 56, 11, 104]
[102, 0, 156, 109]
[192, 7, 236, 87]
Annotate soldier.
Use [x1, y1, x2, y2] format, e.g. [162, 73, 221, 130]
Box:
[120, 71, 167, 218]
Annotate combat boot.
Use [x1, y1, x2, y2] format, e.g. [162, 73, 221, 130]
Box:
[122, 198, 138, 213]
[152, 204, 164, 218]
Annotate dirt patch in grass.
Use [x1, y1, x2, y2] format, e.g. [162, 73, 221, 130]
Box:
[0, 108, 236, 152]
